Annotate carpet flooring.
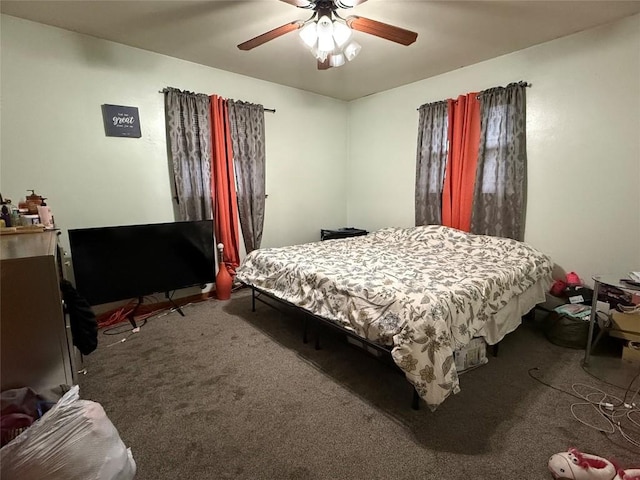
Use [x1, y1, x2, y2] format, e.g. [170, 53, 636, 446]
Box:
[79, 290, 640, 479]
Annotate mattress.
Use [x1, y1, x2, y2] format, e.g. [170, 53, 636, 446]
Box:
[236, 225, 553, 410]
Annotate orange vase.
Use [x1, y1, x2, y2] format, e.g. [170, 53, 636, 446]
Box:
[215, 264, 233, 300]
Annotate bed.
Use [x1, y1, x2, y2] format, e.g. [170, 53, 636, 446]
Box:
[235, 225, 553, 410]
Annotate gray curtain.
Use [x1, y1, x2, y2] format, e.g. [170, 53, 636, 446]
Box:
[470, 82, 527, 241]
[164, 88, 213, 221]
[415, 101, 449, 226]
[228, 100, 266, 253]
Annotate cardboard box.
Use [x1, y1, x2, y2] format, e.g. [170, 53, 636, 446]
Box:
[454, 337, 488, 372]
[611, 311, 640, 335]
[609, 329, 640, 343]
[622, 342, 640, 366]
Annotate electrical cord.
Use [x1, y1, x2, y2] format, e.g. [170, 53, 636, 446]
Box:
[102, 307, 173, 346]
[528, 367, 584, 401]
[102, 318, 148, 336]
[529, 367, 640, 449]
[99, 296, 169, 335]
[105, 330, 138, 348]
[102, 296, 204, 339]
[581, 362, 638, 391]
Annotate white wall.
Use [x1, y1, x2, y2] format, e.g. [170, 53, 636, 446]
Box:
[2, 14, 639, 287]
[347, 14, 640, 284]
[0, 14, 348, 254]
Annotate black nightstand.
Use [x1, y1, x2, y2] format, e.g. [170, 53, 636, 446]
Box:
[320, 227, 368, 241]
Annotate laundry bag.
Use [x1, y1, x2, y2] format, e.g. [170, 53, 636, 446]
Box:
[0, 385, 136, 480]
[543, 310, 591, 349]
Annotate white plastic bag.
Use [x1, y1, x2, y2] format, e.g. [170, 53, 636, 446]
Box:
[0, 385, 136, 480]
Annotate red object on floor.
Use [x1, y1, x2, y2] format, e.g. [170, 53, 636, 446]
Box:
[215, 264, 233, 300]
[551, 280, 567, 296]
[566, 271, 581, 286]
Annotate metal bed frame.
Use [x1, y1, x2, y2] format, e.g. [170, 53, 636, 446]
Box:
[246, 283, 501, 410]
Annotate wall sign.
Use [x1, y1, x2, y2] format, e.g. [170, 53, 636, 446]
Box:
[101, 104, 141, 138]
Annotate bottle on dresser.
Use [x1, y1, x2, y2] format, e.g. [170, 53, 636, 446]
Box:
[37, 199, 54, 229]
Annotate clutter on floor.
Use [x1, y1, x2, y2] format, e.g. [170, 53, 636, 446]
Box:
[543, 271, 640, 355]
[0, 385, 136, 480]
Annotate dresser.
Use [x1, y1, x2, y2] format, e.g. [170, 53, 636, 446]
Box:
[1, 231, 78, 391]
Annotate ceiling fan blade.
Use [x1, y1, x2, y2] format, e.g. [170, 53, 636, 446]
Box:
[317, 58, 331, 70]
[238, 21, 303, 51]
[334, 0, 368, 8]
[280, 0, 315, 8]
[346, 16, 418, 46]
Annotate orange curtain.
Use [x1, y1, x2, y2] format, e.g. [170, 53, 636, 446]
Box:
[210, 95, 241, 272]
[441, 94, 481, 232]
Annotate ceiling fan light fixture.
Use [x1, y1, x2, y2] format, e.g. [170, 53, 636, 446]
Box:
[332, 20, 352, 47]
[237, 1, 417, 70]
[299, 22, 318, 48]
[344, 40, 361, 61]
[316, 15, 336, 52]
[329, 53, 346, 67]
[312, 47, 329, 62]
[316, 15, 333, 37]
[317, 36, 335, 54]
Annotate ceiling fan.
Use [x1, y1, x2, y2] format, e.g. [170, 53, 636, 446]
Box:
[237, 0, 418, 70]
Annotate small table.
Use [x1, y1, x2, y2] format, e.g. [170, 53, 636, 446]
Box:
[320, 227, 368, 241]
[583, 274, 638, 365]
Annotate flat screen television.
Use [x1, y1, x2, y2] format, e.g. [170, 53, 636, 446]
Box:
[68, 220, 215, 306]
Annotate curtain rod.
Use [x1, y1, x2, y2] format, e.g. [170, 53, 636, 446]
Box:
[159, 87, 275, 113]
[416, 81, 531, 111]
[476, 81, 531, 98]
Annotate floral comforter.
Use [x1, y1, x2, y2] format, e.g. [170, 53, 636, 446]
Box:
[236, 225, 553, 410]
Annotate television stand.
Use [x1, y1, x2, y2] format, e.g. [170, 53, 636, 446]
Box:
[165, 291, 185, 317]
[126, 297, 144, 332]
